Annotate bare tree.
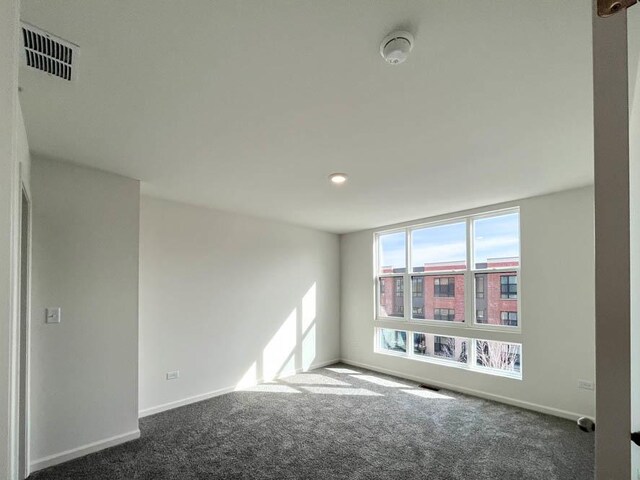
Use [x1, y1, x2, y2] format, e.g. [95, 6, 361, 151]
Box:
[475, 340, 520, 371]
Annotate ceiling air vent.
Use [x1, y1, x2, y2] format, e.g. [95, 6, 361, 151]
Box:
[20, 22, 79, 81]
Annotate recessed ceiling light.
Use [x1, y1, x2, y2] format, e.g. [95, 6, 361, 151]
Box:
[329, 173, 348, 185]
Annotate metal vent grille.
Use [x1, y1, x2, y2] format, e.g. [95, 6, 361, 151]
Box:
[21, 22, 78, 81]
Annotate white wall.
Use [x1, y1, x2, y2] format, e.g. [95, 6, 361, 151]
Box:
[30, 157, 140, 470]
[17, 106, 31, 196]
[139, 196, 340, 415]
[340, 187, 595, 419]
[629, 5, 640, 477]
[0, 0, 27, 477]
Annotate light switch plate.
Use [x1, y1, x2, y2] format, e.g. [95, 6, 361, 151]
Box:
[166, 371, 179, 380]
[578, 380, 595, 391]
[46, 307, 61, 324]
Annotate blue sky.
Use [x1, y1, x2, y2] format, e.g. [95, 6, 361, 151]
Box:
[379, 213, 519, 270]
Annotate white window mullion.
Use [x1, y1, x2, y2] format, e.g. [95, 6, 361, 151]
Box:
[465, 216, 473, 333]
[470, 337, 477, 371]
[405, 228, 411, 322]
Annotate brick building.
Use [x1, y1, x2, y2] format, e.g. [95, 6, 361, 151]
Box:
[379, 257, 518, 327]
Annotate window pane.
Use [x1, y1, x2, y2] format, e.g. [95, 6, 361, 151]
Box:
[378, 276, 404, 318]
[475, 340, 521, 374]
[411, 222, 466, 272]
[474, 272, 518, 326]
[378, 231, 406, 274]
[473, 212, 520, 268]
[412, 274, 465, 322]
[413, 333, 468, 364]
[379, 329, 407, 353]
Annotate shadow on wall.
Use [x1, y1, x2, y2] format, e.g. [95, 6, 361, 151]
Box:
[235, 282, 319, 389]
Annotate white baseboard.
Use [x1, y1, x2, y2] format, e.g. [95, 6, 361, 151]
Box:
[340, 358, 590, 421]
[30, 429, 140, 473]
[139, 358, 341, 418]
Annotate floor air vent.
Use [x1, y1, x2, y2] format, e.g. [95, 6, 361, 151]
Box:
[21, 22, 78, 81]
[418, 384, 441, 392]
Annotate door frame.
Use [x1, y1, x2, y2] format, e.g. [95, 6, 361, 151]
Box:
[17, 163, 31, 479]
[593, 1, 634, 478]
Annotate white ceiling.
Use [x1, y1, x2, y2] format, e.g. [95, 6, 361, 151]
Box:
[19, 0, 593, 234]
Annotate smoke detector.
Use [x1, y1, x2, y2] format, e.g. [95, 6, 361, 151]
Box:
[380, 31, 414, 65]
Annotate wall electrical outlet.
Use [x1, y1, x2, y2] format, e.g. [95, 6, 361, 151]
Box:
[578, 380, 595, 391]
[166, 371, 179, 380]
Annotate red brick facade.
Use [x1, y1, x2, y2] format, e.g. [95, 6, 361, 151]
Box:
[379, 258, 518, 326]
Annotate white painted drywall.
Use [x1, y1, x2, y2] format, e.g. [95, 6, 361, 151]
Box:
[630, 5, 640, 478]
[340, 187, 595, 419]
[19, 1, 594, 234]
[15, 102, 32, 480]
[17, 106, 31, 196]
[139, 196, 340, 415]
[0, 0, 28, 477]
[29, 156, 140, 467]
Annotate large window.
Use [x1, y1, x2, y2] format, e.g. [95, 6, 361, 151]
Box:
[376, 328, 520, 377]
[375, 209, 521, 378]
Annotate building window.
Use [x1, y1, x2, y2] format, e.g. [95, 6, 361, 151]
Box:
[374, 209, 521, 378]
[500, 275, 517, 299]
[393, 277, 404, 316]
[412, 276, 423, 297]
[476, 275, 485, 299]
[395, 277, 404, 296]
[434, 308, 455, 321]
[434, 277, 455, 297]
[377, 277, 404, 318]
[500, 311, 518, 326]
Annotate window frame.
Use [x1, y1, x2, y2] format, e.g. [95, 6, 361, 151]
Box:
[373, 208, 522, 380]
[374, 327, 522, 379]
[470, 210, 521, 330]
[374, 208, 521, 333]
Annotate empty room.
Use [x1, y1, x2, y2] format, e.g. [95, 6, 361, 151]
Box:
[2, 0, 640, 479]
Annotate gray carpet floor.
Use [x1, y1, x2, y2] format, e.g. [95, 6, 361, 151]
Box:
[29, 364, 594, 480]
